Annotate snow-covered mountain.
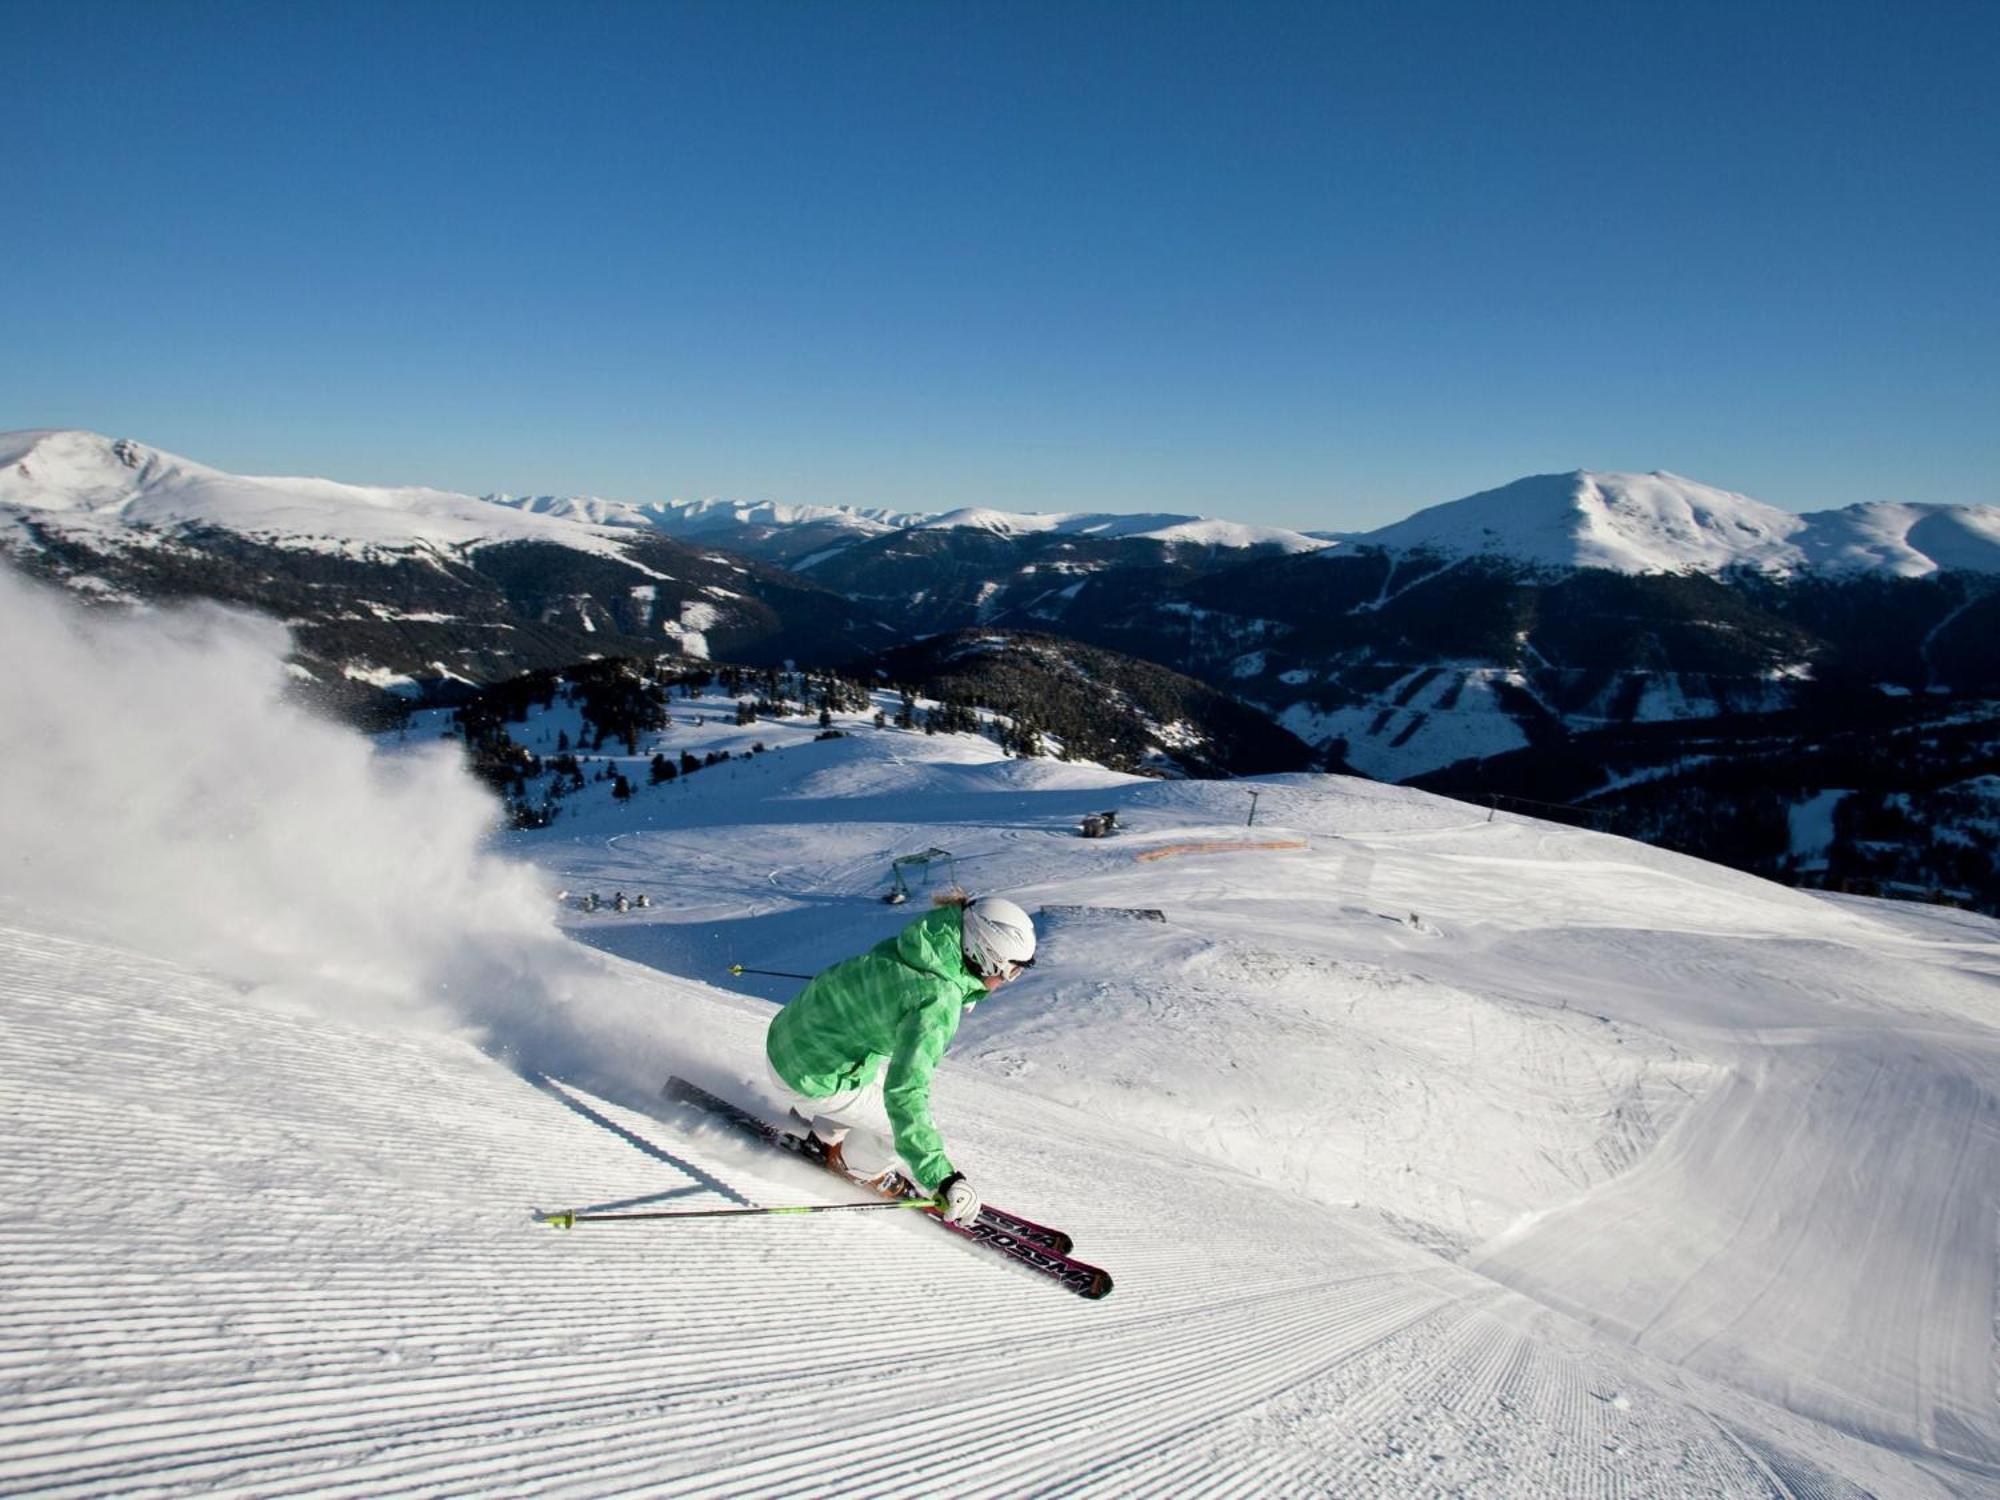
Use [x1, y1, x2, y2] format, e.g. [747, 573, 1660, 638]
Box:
[0, 429, 892, 692]
[9, 432, 1993, 583]
[480, 492, 926, 568]
[484, 492, 922, 535]
[1794, 499, 2000, 575]
[0, 428, 1332, 578]
[482, 494, 1333, 567]
[1351, 469, 2000, 577]
[911, 504, 1330, 553]
[2, 571, 1994, 1493]
[485, 468, 2000, 580]
[482, 469, 2000, 580]
[0, 428, 642, 560]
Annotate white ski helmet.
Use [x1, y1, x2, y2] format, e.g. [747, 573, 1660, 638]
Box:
[960, 896, 1037, 979]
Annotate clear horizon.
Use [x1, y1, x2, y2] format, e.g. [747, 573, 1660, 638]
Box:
[6, 1, 1996, 530]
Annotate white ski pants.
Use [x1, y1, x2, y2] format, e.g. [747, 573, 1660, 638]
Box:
[763, 1059, 902, 1179]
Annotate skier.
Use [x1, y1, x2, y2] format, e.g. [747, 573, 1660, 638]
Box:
[764, 891, 1036, 1228]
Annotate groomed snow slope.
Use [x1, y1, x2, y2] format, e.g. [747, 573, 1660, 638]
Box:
[513, 708, 1997, 1489]
[1, 577, 1995, 1495]
[1, 901, 1976, 1498]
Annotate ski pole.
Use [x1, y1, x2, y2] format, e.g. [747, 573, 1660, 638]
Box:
[542, 1200, 935, 1229]
[727, 964, 813, 980]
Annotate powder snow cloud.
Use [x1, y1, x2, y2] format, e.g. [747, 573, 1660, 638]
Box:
[0, 566, 569, 1027]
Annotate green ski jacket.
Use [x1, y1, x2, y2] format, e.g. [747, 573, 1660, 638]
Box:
[765, 904, 986, 1191]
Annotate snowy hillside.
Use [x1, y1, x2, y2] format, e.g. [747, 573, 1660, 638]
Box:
[1, 568, 1995, 1495]
[1797, 501, 2000, 575]
[1351, 470, 2000, 576]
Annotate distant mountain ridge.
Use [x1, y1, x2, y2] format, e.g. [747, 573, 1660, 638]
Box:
[0, 429, 893, 694]
[482, 490, 1332, 566]
[490, 467, 2000, 579]
[0, 428, 641, 561]
[1345, 470, 2000, 578]
[479, 492, 925, 568]
[6, 431, 1996, 579]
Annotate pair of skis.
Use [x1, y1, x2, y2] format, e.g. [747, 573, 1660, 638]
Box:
[661, 1077, 1113, 1301]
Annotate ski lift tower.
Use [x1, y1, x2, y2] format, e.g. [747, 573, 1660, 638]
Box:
[885, 847, 957, 905]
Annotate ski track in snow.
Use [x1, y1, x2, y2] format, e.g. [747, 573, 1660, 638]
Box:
[0, 910, 1973, 1498]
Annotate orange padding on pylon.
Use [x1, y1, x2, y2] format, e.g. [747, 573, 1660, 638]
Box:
[1133, 839, 1308, 862]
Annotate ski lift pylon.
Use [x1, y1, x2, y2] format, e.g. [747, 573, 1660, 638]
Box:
[885, 846, 956, 905]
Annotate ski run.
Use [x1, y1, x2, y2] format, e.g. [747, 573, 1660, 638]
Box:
[1, 578, 1996, 1497]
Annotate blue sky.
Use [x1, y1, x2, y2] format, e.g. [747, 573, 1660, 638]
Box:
[6, 0, 1995, 528]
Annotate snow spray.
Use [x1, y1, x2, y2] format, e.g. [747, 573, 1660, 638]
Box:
[0, 569, 565, 1023]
